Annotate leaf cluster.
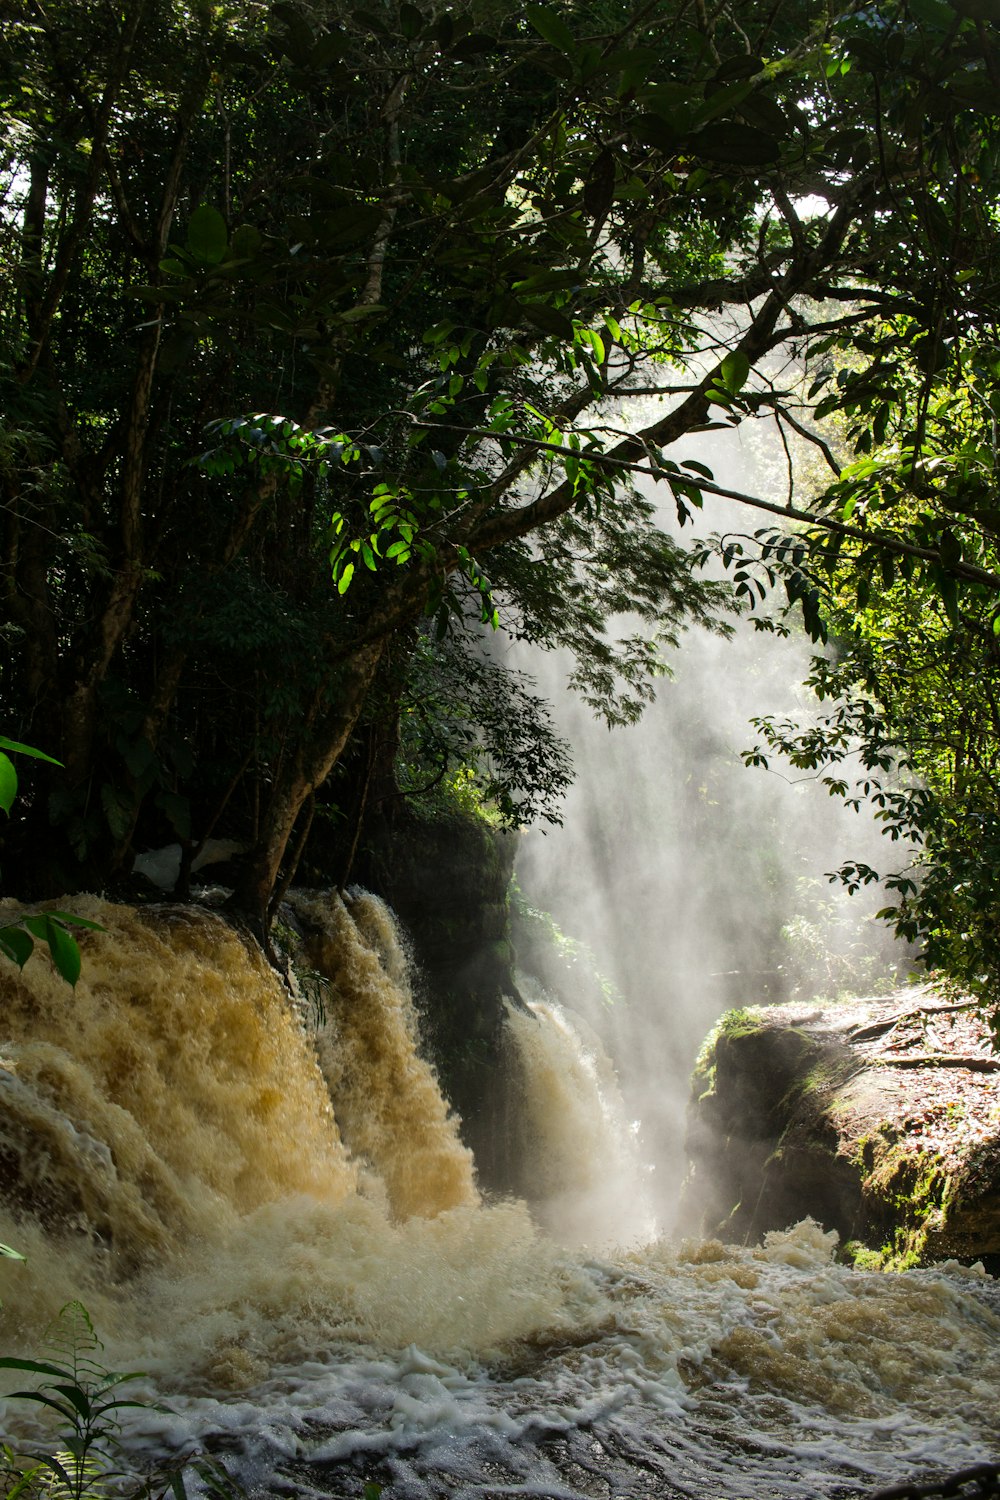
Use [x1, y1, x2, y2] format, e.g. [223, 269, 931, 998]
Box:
[0, 1301, 242, 1500]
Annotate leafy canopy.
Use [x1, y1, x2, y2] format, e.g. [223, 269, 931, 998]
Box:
[1, 0, 999, 968]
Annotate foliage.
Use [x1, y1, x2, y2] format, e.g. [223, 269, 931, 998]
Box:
[747, 594, 1000, 1029]
[0, 737, 60, 821]
[778, 879, 912, 1005]
[510, 878, 623, 1010]
[0, 739, 102, 984]
[739, 305, 1000, 1021]
[0, 1301, 239, 1500]
[0, 908, 100, 989]
[396, 631, 574, 827]
[1, 0, 999, 970]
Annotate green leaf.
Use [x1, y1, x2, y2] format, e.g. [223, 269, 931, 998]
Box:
[168, 1471, 189, 1500]
[50, 1383, 92, 1419]
[101, 784, 133, 842]
[399, 2, 423, 38]
[0, 925, 35, 968]
[512, 269, 579, 294]
[580, 328, 605, 363]
[0, 1358, 78, 1379]
[44, 910, 104, 931]
[5, 1464, 47, 1500]
[907, 0, 958, 19]
[720, 348, 750, 395]
[0, 737, 62, 765]
[525, 4, 576, 54]
[337, 561, 355, 593]
[229, 224, 262, 258]
[0, 752, 16, 815]
[122, 736, 156, 780]
[523, 303, 575, 339]
[681, 458, 713, 479]
[937, 570, 960, 625]
[3, 1391, 76, 1424]
[633, 113, 680, 153]
[187, 205, 228, 266]
[714, 54, 765, 81]
[0, 1243, 26, 1260]
[94, 1370, 148, 1397]
[693, 122, 780, 165]
[333, 302, 387, 324]
[949, 0, 1000, 17]
[33, 1453, 77, 1490]
[45, 923, 82, 988]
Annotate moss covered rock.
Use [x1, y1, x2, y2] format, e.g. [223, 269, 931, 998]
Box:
[683, 987, 1000, 1268]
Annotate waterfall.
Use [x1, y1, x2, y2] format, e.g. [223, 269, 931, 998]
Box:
[0, 894, 580, 1376]
[503, 993, 655, 1248]
[1, 893, 997, 1500]
[288, 889, 478, 1220]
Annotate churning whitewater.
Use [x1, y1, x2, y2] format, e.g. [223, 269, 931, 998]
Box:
[1, 893, 998, 1500]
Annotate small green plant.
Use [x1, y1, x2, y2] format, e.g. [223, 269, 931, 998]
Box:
[270, 919, 330, 1028]
[840, 1240, 883, 1271]
[0, 1301, 240, 1500]
[1, 1300, 152, 1499]
[0, 735, 103, 986]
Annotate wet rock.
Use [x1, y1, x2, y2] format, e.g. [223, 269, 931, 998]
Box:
[682, 986, 1000, 1267]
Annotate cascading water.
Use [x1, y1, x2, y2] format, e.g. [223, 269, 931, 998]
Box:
[1, 890, 998, 1499]
[503, 992, 655, 1249]
[288, 889, 478, 1220]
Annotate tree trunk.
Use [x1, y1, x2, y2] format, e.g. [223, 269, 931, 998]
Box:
[231, 640, 386, 924]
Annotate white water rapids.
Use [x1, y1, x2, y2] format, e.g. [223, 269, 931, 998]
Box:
[0, 893, 998, 1499]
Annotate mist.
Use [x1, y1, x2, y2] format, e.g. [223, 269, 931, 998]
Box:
[509, 427, 914, 1234]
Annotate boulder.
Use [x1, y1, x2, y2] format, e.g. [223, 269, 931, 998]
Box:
[682, 986, 1000, 1268]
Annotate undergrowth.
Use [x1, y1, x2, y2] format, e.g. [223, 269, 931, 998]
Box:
[0, 1300, 238, 1500]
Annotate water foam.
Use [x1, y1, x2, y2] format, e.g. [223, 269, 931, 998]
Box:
[0, 897, 997, 1499]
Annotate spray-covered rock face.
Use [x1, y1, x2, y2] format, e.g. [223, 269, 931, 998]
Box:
[1, 896, 999, 1500]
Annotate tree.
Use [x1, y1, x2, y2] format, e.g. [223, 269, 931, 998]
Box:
[1, 0, 998, 940]
[742, 324, 1000, 1028]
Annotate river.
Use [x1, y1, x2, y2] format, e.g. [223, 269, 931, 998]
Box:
[1, 893, 997, 1500]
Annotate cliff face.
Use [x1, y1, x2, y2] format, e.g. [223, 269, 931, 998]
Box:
[683, 988, 1000, 1269]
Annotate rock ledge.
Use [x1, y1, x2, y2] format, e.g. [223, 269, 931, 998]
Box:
[683, 985, 1000, 1267]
